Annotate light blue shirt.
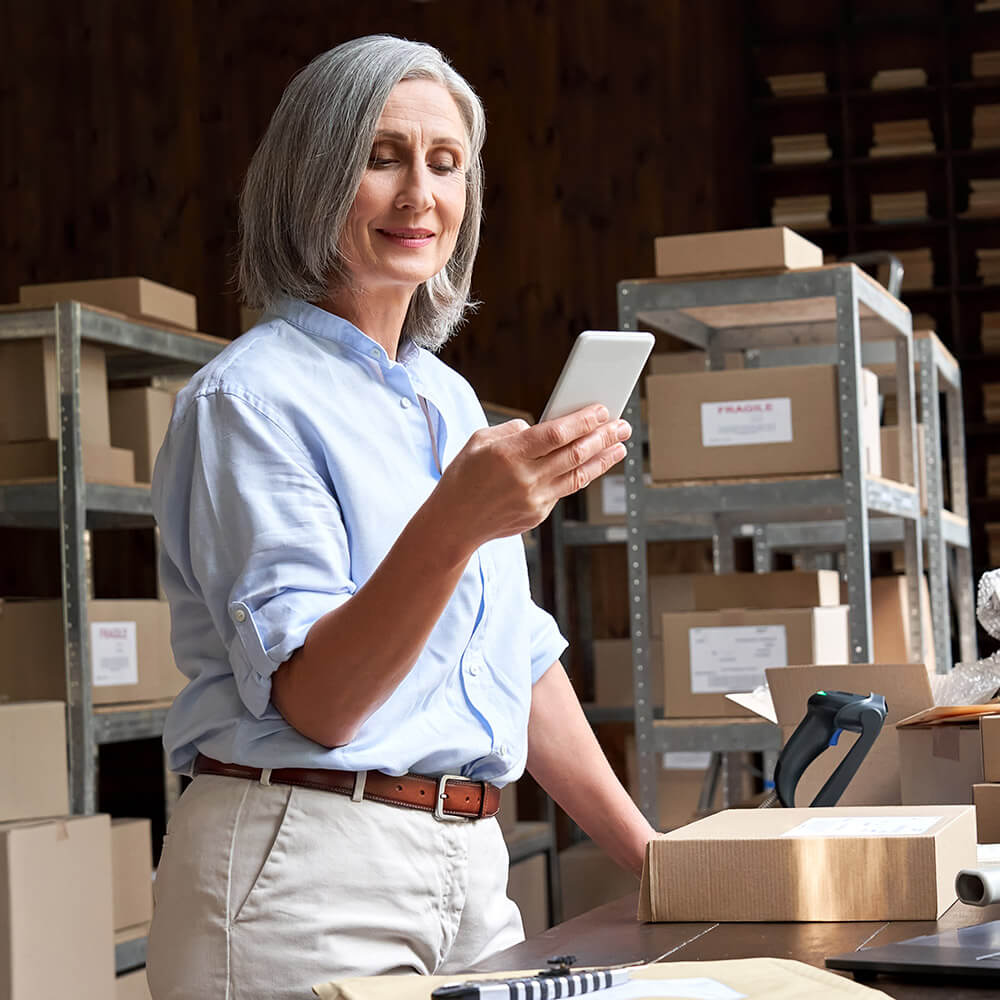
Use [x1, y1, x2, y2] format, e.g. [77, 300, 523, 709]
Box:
[152, 297, 566, 783]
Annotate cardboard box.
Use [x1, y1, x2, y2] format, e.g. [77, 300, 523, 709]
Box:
[648, 575, 698, 637]
[0, 439, 135, 484]
[647, 365, 881, 482]
[0, 814, 115, 998]
[765, 663, 935, 806]
[109, 387, 175, 483]
[648, 351, 744, 375]
[692, 570, 842, 611]
[593, 638, 664, 708]
[0, 701, 68, 823]
[19, 277, 197, 331]
[974, 783, 1000, 843]
[0, 599, 181, 705]
[881, 424, 928, 510]
[638, 805, 976, 922]
[0, 337, 110, 445]
[115, 969, 153, 1000]
[110, 818, 153, 932]
[661, 606, 849, 718]
[983, 715, 1000, 782]
[559, 840, 637, 919]
[497, 782, 518, 835]
[871, 574, 936, 674]
[653, 227, 823, 279]
[584, 472, 627, 524]
[507, 852, 548, 937]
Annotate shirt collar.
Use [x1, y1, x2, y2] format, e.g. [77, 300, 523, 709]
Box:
[270, 296, 422, 374]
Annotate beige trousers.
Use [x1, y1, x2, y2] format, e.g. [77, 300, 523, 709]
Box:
[146, 774, 524, 999]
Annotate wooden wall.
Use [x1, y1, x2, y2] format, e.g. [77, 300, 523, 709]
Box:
[0, 0, 752, 414]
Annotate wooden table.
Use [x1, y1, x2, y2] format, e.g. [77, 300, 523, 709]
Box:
[471, 892, 1000, 997]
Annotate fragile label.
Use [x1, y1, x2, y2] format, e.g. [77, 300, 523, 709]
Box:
[783, 816, 941, 838]
[601, 474, 626, 515]
[90, 621, 138, 687]
[701, 397, 793, 447]
[688, 625, 788, 694]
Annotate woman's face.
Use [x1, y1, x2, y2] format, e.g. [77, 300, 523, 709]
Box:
[339, 79, 469, 298]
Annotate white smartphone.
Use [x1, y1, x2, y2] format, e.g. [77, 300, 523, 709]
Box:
[540, 330, 656, 422]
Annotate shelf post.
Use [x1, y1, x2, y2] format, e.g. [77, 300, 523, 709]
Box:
[56, 301, 96, 814]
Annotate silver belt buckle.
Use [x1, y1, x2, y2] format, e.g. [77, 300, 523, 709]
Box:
[434, 773, 471, 821]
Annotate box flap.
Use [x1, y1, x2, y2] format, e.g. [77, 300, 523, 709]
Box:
[725, 689, 778, 724]
[898, 704, 1000, 728]
[766, 663, 934, 727]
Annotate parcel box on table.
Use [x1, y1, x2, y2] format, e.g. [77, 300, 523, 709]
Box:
[660, 606, 850, 719]
[646, 364, 881, 481]
[652, 226, 823, 279]
[638, 805, 976, 922]
[0, 700, 69, 823]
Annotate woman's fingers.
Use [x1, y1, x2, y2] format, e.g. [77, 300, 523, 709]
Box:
[550, 441, 628, 499]
[545, 419, 631, 478]
[517, 405, 611, 460]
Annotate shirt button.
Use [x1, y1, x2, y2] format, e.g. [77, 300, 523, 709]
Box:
[370, 348, 379, 359]
[400, 397, 411, 409]
[232, 608, 247, 623]
[468, 662, 480, 677]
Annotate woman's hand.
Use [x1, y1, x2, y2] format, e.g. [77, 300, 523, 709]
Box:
[430, 404, 631, 556]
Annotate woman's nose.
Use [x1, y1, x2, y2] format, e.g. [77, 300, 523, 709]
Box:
[394, 163, 435, 212]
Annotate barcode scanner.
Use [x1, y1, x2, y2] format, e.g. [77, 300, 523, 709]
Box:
[773, 690, 888, 808]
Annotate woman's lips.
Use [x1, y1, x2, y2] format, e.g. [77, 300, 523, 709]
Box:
[376, 228, 435, 248]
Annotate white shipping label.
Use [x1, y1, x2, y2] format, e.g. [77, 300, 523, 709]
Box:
[688, 625, 788, 694]
[601, 474, 627, 515]
[90, 621, 138, 687]
[663, 751, 713, 770]
[701, 397, 793, 447]
[783, 816, 941, 838]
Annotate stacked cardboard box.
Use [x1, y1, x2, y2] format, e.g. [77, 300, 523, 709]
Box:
[870, 119, 935, 157]
[880, 424, 928, 510]
[646, 365, 881, 482]
[973, 105, 1000, 149]
[658, 571, 848, 720]
[770, 194, 830, 229]
[559, 840, 637, 920]
[0, 599, 183, 705]
[979, 247, 1000, 284]
[982, 311, 1000, 353]
[870, 190, 928, 224]
[964, 179, 1000, 218]
[653, 227, 823, 279]
[0, 337, 134, 484]
[507, 853, 548, 937]
[983, 382, 1000, 422]
[770, 133, 831, 165]
[19, 277, 197, 331]
[766, 72, 826, 97]
[109, 387, 176, 484]
[111, 819, 154, 937]
[116, 970, 153, 1000]
[974, 716, 1000, 841]
[871, 67, 928, 90]
[973, 51, 1000, 78]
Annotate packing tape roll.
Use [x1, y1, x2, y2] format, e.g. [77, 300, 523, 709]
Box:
[955, 867, 1000, 906]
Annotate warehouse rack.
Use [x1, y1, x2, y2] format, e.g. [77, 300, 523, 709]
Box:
[0, 301, 225, 816]
[616, 264, 926, 825]
[749, 331, 976, 672]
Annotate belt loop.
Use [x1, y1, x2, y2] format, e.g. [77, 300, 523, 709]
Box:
[478, 781, 489, 819]
[351, 770, 367, 802]
[259, 768, 272, 787]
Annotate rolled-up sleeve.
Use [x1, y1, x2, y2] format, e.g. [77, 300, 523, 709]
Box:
[527, 600, 568, 684]
[171, 387, 354, 718]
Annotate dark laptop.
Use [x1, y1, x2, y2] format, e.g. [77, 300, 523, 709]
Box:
[826, 921, 1000, 981]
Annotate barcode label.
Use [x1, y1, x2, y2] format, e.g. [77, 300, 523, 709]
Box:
[91, 621, 139, 686]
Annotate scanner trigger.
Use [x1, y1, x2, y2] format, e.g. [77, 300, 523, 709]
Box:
[829, 728, 843, 747]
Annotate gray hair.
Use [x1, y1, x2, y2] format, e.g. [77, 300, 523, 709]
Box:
[237, 35, 486, 351]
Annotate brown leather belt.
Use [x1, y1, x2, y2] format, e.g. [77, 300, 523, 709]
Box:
[193, 754, 501, 821]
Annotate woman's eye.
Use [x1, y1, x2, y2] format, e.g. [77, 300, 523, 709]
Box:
[430, 161, 458, 174]
[369, 155, 396, 168]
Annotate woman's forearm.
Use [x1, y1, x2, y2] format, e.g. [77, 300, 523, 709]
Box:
[526, 661, 656, 877]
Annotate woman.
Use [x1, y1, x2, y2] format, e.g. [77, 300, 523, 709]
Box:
[146, 34, 655, 999]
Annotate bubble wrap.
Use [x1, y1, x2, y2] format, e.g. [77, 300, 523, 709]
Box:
[931, 571, 1000, 704]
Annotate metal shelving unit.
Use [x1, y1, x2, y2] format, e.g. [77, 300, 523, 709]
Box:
[0, 301, 225, 814]
[750, 331, 976, 671]
[617, 264, 925, 825]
